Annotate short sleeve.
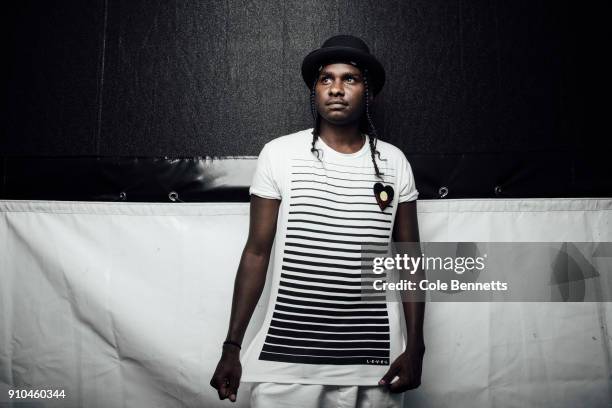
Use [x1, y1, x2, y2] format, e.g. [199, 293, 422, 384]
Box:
[249, 142, 282, 200]
[398, 151, 419, 203]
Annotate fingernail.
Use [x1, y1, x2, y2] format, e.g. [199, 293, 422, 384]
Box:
[230, 394, 236, 402]
[379, 380, 385, 385]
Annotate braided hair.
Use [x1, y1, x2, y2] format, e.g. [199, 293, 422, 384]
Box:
[310, 67, 384, 179]
[310, 76, 321, 160]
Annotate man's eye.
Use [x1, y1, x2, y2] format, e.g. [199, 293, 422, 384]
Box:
[346, 77, 355, 83]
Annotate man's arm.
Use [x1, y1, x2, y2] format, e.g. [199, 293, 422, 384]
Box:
[209, 195, 280, 402]
[379, 200, 425, 392]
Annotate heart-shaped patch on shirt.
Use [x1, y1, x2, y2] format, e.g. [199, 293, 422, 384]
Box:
[373, 182, 394, 211]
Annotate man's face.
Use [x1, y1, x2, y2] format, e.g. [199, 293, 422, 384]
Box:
[314, 63, 368, 126]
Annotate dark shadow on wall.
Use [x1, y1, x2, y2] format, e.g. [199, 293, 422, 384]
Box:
[2, 1, 609, 199]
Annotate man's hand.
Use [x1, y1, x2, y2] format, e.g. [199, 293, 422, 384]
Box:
[378, 346, 425, 393]
[210, 346, 242, 402]
[209, 196, 279, 403]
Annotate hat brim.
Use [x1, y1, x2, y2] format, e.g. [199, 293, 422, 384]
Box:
[301, 46, 386, 95]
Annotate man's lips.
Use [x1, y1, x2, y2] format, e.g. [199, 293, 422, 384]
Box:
[326, 101, 348, 110]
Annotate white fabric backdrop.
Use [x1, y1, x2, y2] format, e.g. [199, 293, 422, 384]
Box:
[0, 199, 610, 407]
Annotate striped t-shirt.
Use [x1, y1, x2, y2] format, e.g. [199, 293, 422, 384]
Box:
[241, 128, 418, 385]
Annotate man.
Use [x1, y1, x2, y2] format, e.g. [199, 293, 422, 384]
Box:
[210, 35, 424, 408]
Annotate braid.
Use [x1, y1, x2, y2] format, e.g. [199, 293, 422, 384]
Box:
[363, 70, 385, 179]
[310, 76, 321, 160]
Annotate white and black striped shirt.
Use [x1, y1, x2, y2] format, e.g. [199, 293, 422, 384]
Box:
[242, 129, 418, 385]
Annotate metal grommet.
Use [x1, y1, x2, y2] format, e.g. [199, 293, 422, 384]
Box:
[119, 192, 127, 201]
[438, 186, 449, 198]
[494, 185, 502, 195]
[168, 191, 179, 202]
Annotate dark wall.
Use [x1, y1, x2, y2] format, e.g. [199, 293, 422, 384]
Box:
[2, 1, 608, 199]
[5, 1, 104, 155]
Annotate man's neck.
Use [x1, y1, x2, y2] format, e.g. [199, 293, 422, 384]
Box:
[318, 121, 365, 154]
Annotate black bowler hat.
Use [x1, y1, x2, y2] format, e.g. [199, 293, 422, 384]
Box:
[301, 34, 386, 95]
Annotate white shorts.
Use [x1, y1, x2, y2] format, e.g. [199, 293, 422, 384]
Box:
[249, 382, 404, 408]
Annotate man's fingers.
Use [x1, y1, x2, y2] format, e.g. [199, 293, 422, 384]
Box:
[378, 364, 399, 386]
[217, 379, 231, 400]
[388, 375, 421, 393]
[228, 375, 240, 402]
[210, 375, 226, 400]
[388, 378, 404, 393]
[210, 356, 242, 402]
[217, 384, 226, 400]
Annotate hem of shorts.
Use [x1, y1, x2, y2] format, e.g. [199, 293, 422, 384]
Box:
[241, 375, 381, 386]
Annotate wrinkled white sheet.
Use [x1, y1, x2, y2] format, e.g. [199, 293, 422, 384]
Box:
[0, 199, 610, 407]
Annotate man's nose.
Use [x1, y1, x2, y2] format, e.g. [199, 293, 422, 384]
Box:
[329, 80, 344, 95]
